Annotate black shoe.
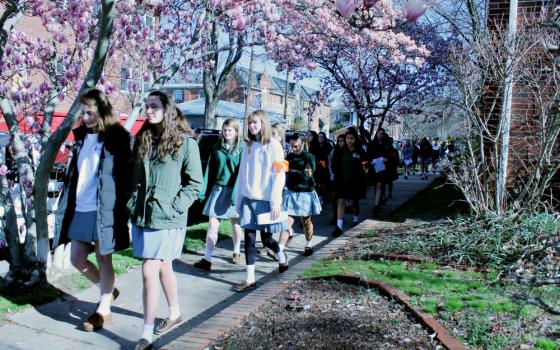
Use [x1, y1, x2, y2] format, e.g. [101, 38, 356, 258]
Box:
[266, 248, 278, 261]
[193, 258, 211, 271]
[303, 247, 313, 257]
[352, 221, 359, 228]
[331, 227, 343, 237]
[372, 205, 381, 216]
[134, 338, 153, 350]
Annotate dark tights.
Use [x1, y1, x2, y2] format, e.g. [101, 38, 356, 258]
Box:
[244, 229, 280, 265]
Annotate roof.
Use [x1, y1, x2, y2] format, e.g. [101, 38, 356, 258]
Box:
[235, 67, 319, 101]
[177, 98, 286, 123]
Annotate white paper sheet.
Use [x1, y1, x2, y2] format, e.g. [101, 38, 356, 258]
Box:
[373, 157, 385, 173]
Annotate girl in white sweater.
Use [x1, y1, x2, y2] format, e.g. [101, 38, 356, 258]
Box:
[235, 110, 288, 292]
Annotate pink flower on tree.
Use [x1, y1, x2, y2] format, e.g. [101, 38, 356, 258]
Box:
[404, 0, 427, 22]
[363, 0, 380, 9]
[336, 0, 359, 18]
[0, 165, 7, 176]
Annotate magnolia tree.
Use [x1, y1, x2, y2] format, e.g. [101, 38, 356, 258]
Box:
[0, 0, 166, 286]
[115, 0, 279, 130]
[267, 0, 438, 141]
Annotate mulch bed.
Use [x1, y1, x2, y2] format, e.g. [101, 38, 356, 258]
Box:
[210, 279, 435, 350]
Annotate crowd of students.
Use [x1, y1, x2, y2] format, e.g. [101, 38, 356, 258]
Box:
[49, 88, 453, 350]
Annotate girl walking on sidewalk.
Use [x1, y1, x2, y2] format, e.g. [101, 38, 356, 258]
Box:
[54, 89, 131, 332]
[278, 133, 322, 256]
[127, 91, 203, 350]
[331, 128, 367, 236]
[328, 134, 346, 225]
[193, 119, 244, 271]
[235, 110, 289, 292]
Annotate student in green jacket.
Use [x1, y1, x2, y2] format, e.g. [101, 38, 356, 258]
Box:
[278, 133, 322, 256]
[193, 118, 243, 271]
[127, 91, 203, 350]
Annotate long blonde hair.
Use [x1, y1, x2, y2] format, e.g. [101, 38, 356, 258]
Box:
[134, 90, 193, 160]
[245, 110, 272, 146]
[271, 122, 285, 143]
[220, 118, 242, 151]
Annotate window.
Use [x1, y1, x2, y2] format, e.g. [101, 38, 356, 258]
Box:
[173, 90, 183, 103]
[144, 15, 155, 43]
[198, 89, 205, 99]
[120, 66, 141, 92]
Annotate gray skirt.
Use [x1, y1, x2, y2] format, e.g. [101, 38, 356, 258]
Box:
[68, 211, 98, 243]
[238, 197, 288, 233]
[202, 185, 238, 219]
[282, 189, 322, 217]
[132, 224, 186, 260]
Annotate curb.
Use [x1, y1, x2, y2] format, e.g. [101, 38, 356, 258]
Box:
[302, 273, 466, 350]
[160, 220, 376, 350]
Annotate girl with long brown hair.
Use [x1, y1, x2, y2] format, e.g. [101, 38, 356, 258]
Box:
[127, 90, 203, 350]
[54, 88, 131, 332]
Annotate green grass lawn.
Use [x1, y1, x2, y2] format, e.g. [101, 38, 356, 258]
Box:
[302, 259, 560, 350]
[183, 220, 233, 253]
[388, 176, 470, 221]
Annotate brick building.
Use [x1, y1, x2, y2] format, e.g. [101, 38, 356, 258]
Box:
[162, 67, 331, 132]
[485, 0, 554, 190]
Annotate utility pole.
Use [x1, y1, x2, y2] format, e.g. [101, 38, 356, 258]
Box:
[283, 70, 290, 123]
[496, 0, 518, 215]
[244, 45, 255, 120]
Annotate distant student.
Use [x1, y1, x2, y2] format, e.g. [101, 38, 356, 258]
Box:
[194, 119, 243, 271]
[331, 128, 367, 236]
[328, 134, 346, 225]
[235, 110, 288, 292]
[278, 133, 322, 256]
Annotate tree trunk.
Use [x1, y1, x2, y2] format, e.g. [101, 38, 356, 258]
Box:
[0, 0, 117, 287]
[283, 70, 289, 122]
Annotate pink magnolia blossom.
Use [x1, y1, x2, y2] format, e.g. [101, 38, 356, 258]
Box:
[0, 165, 7, 176]
[363, 0, 380, 9]
[404, 0, 427, 22]
[336, 0, 359, 18]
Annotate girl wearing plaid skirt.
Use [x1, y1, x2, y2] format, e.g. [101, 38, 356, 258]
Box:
[193, 119, 243, 271]
[278, 133, 322, 256]
[234, 110, 289, 292]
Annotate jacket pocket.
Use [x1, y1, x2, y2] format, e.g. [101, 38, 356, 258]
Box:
[151, 191, 175, 221]
[126, 191, 138, 216]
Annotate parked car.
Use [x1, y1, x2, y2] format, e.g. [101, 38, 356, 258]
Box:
[187, 128, 221, 226]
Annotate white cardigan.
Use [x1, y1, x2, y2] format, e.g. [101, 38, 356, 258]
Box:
[235, 139, 286, 210]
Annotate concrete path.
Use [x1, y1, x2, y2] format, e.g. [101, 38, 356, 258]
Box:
[0, 173, 436, 350]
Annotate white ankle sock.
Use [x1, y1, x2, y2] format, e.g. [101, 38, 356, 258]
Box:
[96, 292, 113, 315]
[337, 219, 343, 230]
[353, 216, 359, 223]
[305, 239, 313, 248]
[279, 243, 285, 251]
[246, 264, 255, 283]
[169, 305, 181, 321]
[142, 324, 154, 343]
[233, 240, 241, 255]
[203, 245, 213, 262]
[278, 251, 287, 264]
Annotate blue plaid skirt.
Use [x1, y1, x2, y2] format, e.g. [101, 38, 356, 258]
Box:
[202, 185, 238, 219]
[282, 189, 322, 217]
[238, 197, 288, 233]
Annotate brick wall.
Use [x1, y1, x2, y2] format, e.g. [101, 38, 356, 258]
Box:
[486, 0, 559, 199]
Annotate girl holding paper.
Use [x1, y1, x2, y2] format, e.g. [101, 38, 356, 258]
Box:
[235, 110, 289, 292]
[331, 128, 367, 237]
[367, 128, 392, 215]
[193, 118, 244, 272]
[279, 133, 322, 257]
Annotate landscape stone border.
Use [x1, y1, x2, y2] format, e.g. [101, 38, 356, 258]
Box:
[160, 220, 465, 350]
